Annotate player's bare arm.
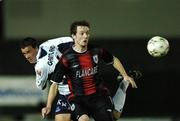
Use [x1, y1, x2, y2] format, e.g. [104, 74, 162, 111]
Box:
[113, 56, 137, 88]
[41, 82, 58, 118]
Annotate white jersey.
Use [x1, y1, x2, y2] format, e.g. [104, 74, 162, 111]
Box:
[34, 37, 73, 95]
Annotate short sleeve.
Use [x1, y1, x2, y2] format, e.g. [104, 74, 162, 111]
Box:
[35, 61, 49, 90]
[51, 57, 67, 83]
[100, 48, 114, 64]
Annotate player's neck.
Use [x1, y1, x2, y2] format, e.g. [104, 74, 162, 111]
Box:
[72, 44, 87, 53]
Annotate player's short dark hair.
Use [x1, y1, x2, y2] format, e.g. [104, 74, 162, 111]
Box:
[70, 20, 90, 35]
[20, 37, 38, 49]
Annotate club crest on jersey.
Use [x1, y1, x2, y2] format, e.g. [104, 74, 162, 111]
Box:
[93, 55, 98, 64]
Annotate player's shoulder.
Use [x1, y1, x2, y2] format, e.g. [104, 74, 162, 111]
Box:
[35, 57, 47, 70]
[40, 36, 73, 46]
[47, 37, 73, 43]
[62, 46, 73, 55]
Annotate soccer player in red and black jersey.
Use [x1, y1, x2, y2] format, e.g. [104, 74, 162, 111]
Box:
[50, 20, 137, 121]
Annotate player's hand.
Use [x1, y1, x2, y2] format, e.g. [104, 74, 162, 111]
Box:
[123, 75, 137, 88]
[41, 107, 51, 119]
[128, 70, 142, 80]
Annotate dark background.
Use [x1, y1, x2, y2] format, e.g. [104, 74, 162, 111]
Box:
[0, 0, 180, 119]
[0, 38, 179, 118]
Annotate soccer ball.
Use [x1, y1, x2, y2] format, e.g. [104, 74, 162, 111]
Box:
[147, 36, 169, 57]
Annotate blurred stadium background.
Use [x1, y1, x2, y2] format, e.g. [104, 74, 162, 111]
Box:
[0, 0, 180, 121]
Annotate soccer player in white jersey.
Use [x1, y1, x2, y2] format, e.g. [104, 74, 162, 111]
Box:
[20, 36, 139, 121]
[20, 37, 73, 121]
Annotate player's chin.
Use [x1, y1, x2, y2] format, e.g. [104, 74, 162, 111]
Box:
[81, 43, 88, 47]
[29, 59, 36, 64]
[29, 61, 34, 64]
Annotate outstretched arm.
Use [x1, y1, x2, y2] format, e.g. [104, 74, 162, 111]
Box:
[112, 56, 137, 88]
[41, 82, 58, 118]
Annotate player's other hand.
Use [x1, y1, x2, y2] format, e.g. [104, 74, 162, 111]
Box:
[41, 107, 51, 119]
[123, 75, 137, 88]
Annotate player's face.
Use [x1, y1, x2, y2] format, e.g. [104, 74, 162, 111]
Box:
[21, 46, 38, 64]
[72, 26, 90, 47]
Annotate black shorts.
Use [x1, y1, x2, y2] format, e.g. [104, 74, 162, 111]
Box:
[55, 94, 72, 115]
[70, 92, 114, 121]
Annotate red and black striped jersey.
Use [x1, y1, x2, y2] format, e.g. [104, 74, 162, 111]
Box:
[52, 44, 113, 97]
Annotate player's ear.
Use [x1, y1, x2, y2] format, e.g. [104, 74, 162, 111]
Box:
[71, 34, 75, 40]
